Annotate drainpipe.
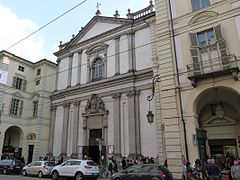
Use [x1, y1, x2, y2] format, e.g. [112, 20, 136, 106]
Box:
[167, 0, 189, 160]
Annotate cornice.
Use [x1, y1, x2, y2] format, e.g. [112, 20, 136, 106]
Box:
[51, 68, 153, 101]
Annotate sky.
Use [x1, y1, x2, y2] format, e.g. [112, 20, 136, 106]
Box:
[0, 0, 150, 63]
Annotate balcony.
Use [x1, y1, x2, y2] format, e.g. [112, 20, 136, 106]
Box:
[187, 55, 240, 87]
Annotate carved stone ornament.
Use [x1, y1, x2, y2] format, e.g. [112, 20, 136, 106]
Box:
[215, 105, 224, 119]
[85, 94, 106, 114]
[112, 93, 121, 99]
[126, 90, 135, 97]
[63, 103, 71, 108]
[27, 133, 36, 140]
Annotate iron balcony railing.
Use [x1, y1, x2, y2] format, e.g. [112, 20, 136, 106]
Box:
[187, 55, 240, 79]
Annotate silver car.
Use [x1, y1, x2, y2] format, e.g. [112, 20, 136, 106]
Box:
[22, 160, 55, 178]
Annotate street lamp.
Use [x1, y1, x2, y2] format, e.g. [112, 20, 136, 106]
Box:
[146, 75, 160, 124]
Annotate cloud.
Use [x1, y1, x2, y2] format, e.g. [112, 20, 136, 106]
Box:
[0, 4, 46, 62]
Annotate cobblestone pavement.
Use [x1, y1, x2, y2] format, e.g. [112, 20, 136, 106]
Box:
[0, 174, 110, 180]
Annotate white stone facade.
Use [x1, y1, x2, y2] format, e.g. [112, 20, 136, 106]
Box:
[154, 0, 240, 178]
[0, 50, 56, 163]
[50, 3, 158, 164]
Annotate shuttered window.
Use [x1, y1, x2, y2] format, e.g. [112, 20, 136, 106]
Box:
[9, 98, 23, 116]
[12, 76, 27, 91]
[189, 25, 228, 74]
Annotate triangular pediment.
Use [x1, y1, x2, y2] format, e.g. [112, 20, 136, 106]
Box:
[203, 116, 236, 127]
[12, 91, 24, 98]
[66, 16, 131, 48]
[189, 11, 218, 25]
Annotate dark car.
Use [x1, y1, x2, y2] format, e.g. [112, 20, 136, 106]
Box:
[111, 164, 173, 180]
[0, 159, 23, 175]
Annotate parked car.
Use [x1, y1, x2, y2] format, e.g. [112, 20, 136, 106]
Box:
[0, 159, 23, 175]
[51, 159, 99, 180]
[111, 164, 173, 180]
[22, 160, 56, 178]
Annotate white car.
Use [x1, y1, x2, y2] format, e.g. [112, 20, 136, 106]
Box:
[51, 159, 99, 180]
[22, 160, 56, 178]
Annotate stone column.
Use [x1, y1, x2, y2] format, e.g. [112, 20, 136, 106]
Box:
[77, 51, 82, 85]
[126, 90, 136, 157]
[127, 31, 136, 72]
[67, 55, 73, 87]
[48, 105, 57, 157]
[71, 101, 80, 158]
[61, 103, 70, 158]
[135, 91, 141, 155]
[112, 93, 121, 157]
[55, 60, 60, 91]
[114, 36, 120, 75]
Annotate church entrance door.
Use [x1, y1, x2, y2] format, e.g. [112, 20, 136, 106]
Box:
[89, 129, 102, 164]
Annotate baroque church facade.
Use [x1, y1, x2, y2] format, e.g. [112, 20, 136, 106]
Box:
[49, 2, 158, 163]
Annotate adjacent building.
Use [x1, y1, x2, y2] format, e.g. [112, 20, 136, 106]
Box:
[49, 2, 158, 164]
[154, 0, 240, 178]
[0, 50, 56, 164]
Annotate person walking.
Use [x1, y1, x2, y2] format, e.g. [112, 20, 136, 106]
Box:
[231, 159, 240, 180]
[206, 159, 221, 180]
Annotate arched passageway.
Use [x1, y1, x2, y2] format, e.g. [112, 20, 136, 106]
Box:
[1, 126, 24, 160]
[194, 86, 240, 168]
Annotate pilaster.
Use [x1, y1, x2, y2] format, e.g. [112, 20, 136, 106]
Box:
[127, 31, 136, 72]
[48, 105, 57, 157]
[114, 36, 120, 75]
[60, 103, 70, 158]
[126, 90, 136, 157]
[71, 101, 80, 158]
[112, 93, 121, 158]
[67, 55, 73, 87]
[77, 51, 82, 85]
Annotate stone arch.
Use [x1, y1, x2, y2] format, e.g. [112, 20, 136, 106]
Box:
[188, 10, 218, 25]
[2, 126, 24, 159]
[191, 86, 240, 161]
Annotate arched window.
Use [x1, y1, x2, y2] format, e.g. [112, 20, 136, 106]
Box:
[92, 57, 103, 80]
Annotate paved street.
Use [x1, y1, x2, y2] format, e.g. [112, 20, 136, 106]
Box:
[0, 174, 110, 180]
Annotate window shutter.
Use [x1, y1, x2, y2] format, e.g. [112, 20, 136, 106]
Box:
[9, 98, 14, 114]
[190, 33, 198, 47]
[12, 76, 17, 88]
[214, 25, 223, 41]
[190, 48, 201, 75]
[190, 33, 200, 75]
[19, 100, 23, 116]
[22, 80, 27, 91]
[214, 25, 229, 68]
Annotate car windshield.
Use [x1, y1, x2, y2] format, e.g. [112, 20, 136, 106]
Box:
[0, 160, 12, 165]
[44, 161, 55, 166]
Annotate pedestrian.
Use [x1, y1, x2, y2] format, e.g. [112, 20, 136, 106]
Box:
[107, 156, 114, 176]
[231, 159, 240, 180]
[205, 159, 221, 180]
[121, 156, 127, 170]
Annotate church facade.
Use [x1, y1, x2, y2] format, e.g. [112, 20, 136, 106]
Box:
[49, 2, 158, 163]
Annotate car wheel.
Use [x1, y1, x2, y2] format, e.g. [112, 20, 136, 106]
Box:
[22, 170, 27, 176]
[38, 171, 43, 178]
[52, 171, 59, 180]
[75, 172, 83, 180]
[114, 178, 121, 180]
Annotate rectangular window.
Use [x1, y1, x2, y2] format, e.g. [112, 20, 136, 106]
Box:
[192, 0, 210, 11]
[37, 69, 41, 75]
[16, 77, 23, 90]
[33, 101, 38, 117]
[18, 65, 25, 72]
[36, 80, 40, 85]
[9, 98, 23, 116]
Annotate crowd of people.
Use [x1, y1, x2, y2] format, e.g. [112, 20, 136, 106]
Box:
[184, 158, 240, 180]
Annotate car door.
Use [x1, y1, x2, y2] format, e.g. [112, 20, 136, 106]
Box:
[135, 165, 152, 180]
[122, 165, 139, 180]
[58, 161, 72, 176]
[27, 162, 36, 175]
[34, 161, 42, 175]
